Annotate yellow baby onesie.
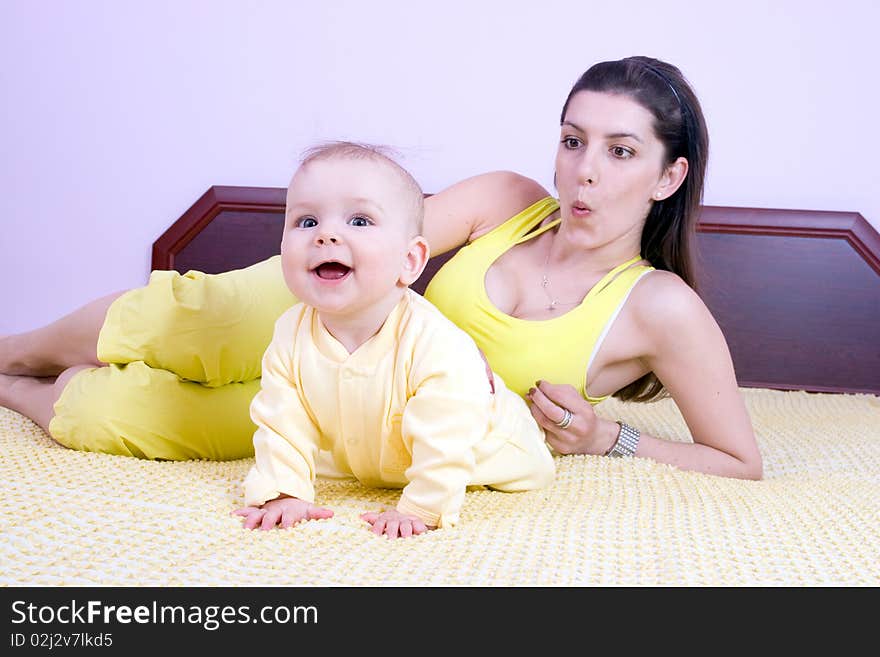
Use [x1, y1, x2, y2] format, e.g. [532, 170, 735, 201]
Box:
[243, 289, 555, 528]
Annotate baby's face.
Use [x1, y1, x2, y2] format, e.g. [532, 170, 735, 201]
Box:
[281, 157, 420, 319]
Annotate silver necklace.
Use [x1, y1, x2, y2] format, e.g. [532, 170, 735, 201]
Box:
[540, 240, 580, 311]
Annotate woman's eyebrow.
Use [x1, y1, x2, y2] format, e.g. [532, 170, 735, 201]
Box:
[562, 121, 643, 143]
[607, 132, 643, 143]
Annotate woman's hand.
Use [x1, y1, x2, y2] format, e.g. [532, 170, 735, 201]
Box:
[360, 508, 433, 539]
[527, 380, 617, 456]
[233, 495, 334, 530]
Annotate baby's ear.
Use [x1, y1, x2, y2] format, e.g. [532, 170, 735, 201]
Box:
[399, 235, 430, 286]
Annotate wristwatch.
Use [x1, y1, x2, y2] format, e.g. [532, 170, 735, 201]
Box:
[606, 421, 640, 458]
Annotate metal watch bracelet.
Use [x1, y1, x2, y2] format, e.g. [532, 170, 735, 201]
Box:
[605, 420, 640, 458]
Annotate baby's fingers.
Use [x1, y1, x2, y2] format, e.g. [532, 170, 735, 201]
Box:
[259, 507, 282, 531]
[306, 505, 334, 520]
[279, 508, 303, 529]
[384, 519, 401, 539]
[370, 517, 388, 536]
[235, 508, 267, 530]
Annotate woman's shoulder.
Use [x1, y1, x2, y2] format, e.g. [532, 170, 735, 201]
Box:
[629, 270, 711, 337]
[465, 171, 552, 240]
[424, 171, 551, 254]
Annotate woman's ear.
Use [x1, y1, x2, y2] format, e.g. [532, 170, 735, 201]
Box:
[653, 156, 689, 201]
[399, 235, 430, 286]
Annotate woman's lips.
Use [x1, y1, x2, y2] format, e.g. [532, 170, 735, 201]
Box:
[571, 203, 592, 218]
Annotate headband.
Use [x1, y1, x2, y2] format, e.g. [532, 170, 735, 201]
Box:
[641, 63, 683, 107]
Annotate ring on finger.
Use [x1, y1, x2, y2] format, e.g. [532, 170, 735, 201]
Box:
[555, 407, 573, 430]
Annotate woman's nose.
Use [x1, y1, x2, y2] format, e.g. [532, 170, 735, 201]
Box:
[577, 151, 598, 186]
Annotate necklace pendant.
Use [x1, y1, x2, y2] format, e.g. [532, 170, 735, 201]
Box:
[541, 275, 550, 288]
[548, 299, 558, 310]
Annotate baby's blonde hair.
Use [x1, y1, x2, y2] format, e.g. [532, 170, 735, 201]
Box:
[299, 141, 425, 234]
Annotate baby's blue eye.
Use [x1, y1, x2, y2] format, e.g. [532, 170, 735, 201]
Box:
[297, 217, 318, 228]
[349, 215, 372, 227]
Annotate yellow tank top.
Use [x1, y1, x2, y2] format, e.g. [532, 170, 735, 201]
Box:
[424, 197, 654, 404]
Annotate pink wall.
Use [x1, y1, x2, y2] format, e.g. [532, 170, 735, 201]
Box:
[2, 0, 878, 333]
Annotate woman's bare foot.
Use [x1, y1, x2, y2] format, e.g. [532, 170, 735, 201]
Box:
[0, 291, 120, 376]
[0, 333, 68, 376]
[0, 372, 57, 431]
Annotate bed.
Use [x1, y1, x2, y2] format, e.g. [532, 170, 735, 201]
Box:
[2, 186, 878, 586]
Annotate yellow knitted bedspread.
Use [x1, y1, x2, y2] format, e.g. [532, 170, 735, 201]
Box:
[2, 388, 878, 587]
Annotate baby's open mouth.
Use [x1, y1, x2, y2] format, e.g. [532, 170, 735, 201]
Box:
[313, 262, 351, 280]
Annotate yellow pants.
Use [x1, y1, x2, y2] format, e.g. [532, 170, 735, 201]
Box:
[49, 256, 296, 460]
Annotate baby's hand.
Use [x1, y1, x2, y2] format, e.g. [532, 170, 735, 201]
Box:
[233, 495, 333, 530]
[359, 508, 434, 539]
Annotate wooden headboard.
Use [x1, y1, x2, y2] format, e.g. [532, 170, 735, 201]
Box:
[153, 186, 880, 395]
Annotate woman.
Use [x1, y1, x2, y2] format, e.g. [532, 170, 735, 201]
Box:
[0, 56, 762, 479]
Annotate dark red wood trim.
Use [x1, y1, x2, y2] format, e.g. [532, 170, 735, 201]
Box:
[152, 186, 287, 270]
[698, 206, 880, 275]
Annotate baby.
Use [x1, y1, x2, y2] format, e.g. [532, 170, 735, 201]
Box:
[234, 142, 554, 538]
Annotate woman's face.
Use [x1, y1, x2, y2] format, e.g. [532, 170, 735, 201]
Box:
[555, 90, 680, 250]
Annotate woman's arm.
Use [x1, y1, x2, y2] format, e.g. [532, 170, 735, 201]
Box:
[423, 171, 550, 256]
[632, 272, 763, 479]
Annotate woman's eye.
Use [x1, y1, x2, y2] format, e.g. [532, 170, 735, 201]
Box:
[349, 215, 372, 227]
[611, 146, 634, 159]
[562, 137, 581, 149]
[296, 217, 318, 228]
